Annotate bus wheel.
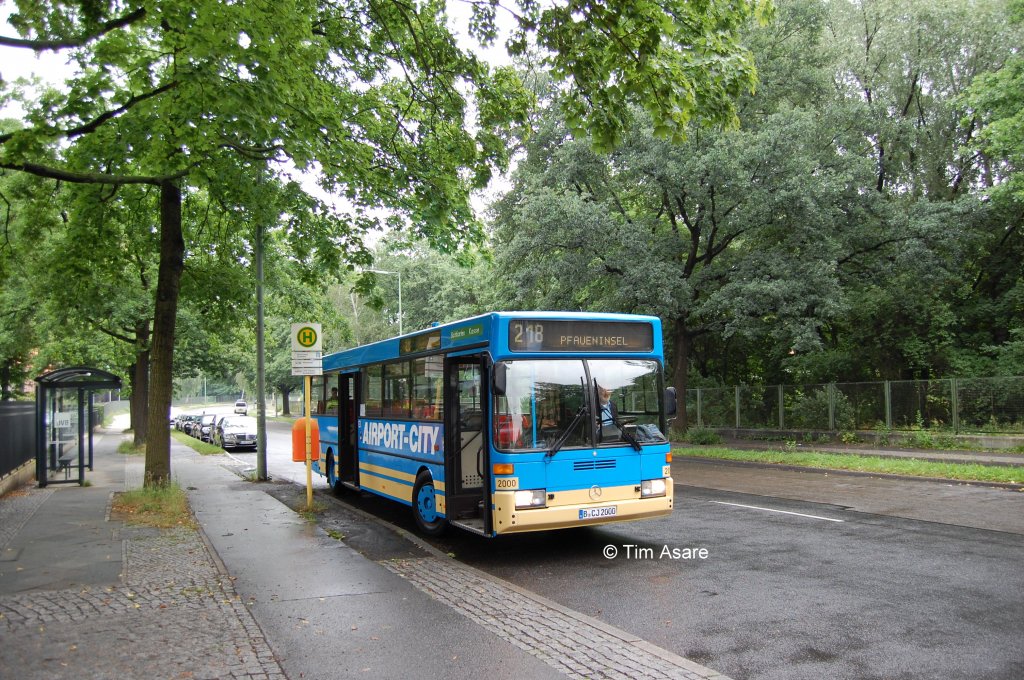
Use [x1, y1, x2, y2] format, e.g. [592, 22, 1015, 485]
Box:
[326, 452, 344, 497]
[412, 472, 447, 536]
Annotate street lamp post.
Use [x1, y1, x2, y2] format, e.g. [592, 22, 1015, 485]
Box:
[366, 269, 402, 335]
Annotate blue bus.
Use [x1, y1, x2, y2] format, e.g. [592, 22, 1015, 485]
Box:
[309, 312, 676, 537]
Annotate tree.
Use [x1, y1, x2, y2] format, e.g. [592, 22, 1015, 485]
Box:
[354, 239, 494, 338]
[1, 0, 770, 481]
[493, 104, 857, 427]
[490, 0, 1024, 426]
[826, 0, 1019, 199]
[0, 165, 51, 399]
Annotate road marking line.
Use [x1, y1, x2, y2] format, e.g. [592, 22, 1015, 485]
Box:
[709, 500, 845, 523]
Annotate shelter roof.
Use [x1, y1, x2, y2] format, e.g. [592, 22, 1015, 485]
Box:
[34, 366, 122, 390]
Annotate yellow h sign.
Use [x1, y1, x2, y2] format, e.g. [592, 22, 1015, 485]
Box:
[291, 323, 323, 352]
[297, 326, 318, 348]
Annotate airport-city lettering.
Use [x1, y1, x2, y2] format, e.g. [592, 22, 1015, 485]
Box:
[361, 420, 441, 455]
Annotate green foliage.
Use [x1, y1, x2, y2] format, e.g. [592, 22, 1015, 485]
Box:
[489, 0, 1023, 411]
[839, 431, 860, 445]
[112, 481, 195, 528]
[684, 428, 723, 446]
[784, 387, 855, 431]
[522, 0, 771, 150]
[118, 441, 145, 456]
[963, 0, 1024, 202]
[873, 423, 893, 447]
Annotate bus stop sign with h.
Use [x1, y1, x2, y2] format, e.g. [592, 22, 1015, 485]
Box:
[291, 324, 322, 509]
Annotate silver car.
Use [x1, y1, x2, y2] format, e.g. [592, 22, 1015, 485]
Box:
[215, 415, 257, 451]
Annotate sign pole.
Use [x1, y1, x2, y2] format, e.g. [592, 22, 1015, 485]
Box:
[291, 322, 322, 512]
[305, 375, 313, 510]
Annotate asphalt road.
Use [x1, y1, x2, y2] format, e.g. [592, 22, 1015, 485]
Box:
[206, 417, 1024, 680]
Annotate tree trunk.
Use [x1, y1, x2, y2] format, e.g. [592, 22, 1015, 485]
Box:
[129, 362, 140, 439]
[130, 353, 150, 445]
[1, 360, 10, 400]
[144, 181, 184, 486]
[131, 322, 151, 446]
[130, 319, 152, 446]
[280, 386, 292, 415]
[670, 317, 691, 433]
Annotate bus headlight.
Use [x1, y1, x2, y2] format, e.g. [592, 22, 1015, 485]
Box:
[514, 489, 547, 509]
[641, 479, 667, 498]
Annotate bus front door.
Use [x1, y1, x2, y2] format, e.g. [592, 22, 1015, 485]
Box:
[444, 355, 490, 535]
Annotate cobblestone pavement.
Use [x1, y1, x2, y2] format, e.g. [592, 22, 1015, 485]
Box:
[384, 556, 730, 680]
[0, 486, 285, 680]
[0, 485, 52, 551]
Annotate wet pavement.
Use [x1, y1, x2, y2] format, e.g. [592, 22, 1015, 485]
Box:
[0, 427, 731, 680]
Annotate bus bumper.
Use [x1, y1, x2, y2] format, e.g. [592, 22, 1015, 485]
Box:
[491, 480, 674, 535]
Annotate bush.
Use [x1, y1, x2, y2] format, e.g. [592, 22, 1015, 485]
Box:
[840, 431, 860, 444]
[685, 427, 723, 445]
[787, 387, 856, 430]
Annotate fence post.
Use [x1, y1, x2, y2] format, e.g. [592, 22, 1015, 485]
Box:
[778, 385, 784, 429]
[696, 389, 703, 428]
[828, 383, 836, 431]
[951, 378, 959, 434]
[735, 386, 741, 429]
[884, 381, 892, 429]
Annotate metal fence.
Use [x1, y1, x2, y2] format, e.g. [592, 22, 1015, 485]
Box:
[1, 402, 35, 479]
[686, 376, 1024, 434]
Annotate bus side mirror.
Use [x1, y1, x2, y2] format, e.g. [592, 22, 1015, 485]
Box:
[493, 363, 507, 396]
[664, 386, 677, 418]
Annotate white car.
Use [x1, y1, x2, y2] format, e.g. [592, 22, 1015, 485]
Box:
[233, 400, 248, 415]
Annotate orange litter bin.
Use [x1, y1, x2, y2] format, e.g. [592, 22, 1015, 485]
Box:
[291, 418, 320, 462]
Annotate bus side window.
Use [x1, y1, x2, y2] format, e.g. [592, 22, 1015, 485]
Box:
[312, 375, 326, 414]
[412, 357, 442, 421]
[363, 365, 383, 417]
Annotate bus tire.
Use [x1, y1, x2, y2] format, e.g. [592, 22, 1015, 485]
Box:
[412, 472, 447, 536]
[326, 451, 344, 497]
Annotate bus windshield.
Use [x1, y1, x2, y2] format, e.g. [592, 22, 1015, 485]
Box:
[493, 359, 667, 452]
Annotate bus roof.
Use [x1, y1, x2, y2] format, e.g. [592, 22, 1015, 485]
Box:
[322, 311, 663, 372]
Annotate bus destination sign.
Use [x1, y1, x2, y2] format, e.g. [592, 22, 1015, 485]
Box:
[508, 319, 653, 353]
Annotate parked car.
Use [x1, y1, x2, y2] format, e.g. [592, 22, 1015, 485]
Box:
[197, 413, 217, 442]
[181, 414, 200, 435]
[214, 415, 258, 451]
[234, 400, 248, 415]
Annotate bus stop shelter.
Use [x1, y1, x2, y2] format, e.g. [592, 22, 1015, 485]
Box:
[35, 367, 122, 487]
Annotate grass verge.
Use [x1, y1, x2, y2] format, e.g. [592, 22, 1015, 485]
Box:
[111, 482, 196, 528]
[117, 440, 145, 455]
[171, 429, 224, 456]
[675, 446, 1024, 485]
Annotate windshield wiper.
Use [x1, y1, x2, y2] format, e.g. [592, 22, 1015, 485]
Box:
[548, 403, 588, 457]
[614, 414, 642, 451]
[548, 377, 588, 458]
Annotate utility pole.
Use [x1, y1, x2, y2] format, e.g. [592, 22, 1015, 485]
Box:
[255, 200, 268, 481]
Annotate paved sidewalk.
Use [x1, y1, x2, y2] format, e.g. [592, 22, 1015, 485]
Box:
[1, 429, 732, 680]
